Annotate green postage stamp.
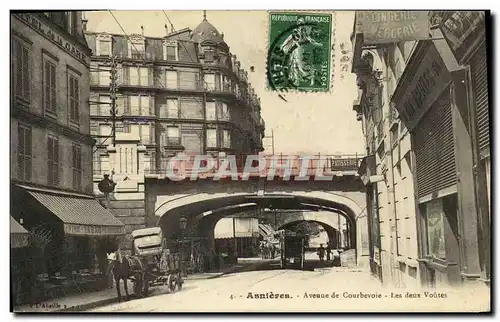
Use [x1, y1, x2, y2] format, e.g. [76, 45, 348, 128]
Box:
[267, 11, 333, 93]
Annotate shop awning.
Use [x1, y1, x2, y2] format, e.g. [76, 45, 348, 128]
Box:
[10, 216, 29, 248]
[19, 185, 125, 237]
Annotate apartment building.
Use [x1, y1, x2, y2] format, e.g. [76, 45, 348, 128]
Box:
[352, 11, 489, 289]
[84, 14, 265, 248]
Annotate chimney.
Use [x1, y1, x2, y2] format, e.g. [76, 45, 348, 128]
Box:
[141, 25, 144, 36]
[164, 24, 169, 35]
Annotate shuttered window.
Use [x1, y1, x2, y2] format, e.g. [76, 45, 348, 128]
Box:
[414, 90, 456, 199]
[17, 124, 32, 181]
[470, 43, 490, 159]
[47, 135, 60, 186]
[43, 60, 57, 114]
[12, 38, 31, 102]
[68, 74, 80, 122]
[72, 144, 82, 190]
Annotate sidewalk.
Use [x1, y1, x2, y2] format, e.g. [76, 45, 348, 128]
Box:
[14, 280, 135, 313]
[13, 261, 254, 313]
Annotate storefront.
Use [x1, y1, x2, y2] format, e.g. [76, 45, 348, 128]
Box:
[438, 11, 490, 284]
[11, 184, 126, 301]
[11, 216, 30, 305]
[391, 39, 463, 288]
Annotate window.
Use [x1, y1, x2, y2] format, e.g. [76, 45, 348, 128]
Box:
[68, 74, 80, 122]
[12, 38, 30, 102]
[222, 75, 231, 92]
[165, 42, 178, 61]
[47, 135, 60, 186]
[130, 42, 145, 59]
[99, 124, 111, 145]
[93, 152, 101, 175]
[179, 71, 198, 90]
[72, 144, 82, 190]
[166, 70, 178, 89]
[99, 95, 111, 116]
[17, 124, 32, 181]
[129, 96, 140, 115]
[206, 128, 217, 147]
[166, 99, 178, 118]
[99, 68, 110, 86]
[425, 199, 446, 260]
[204, 74, 215, 91]
[140, 96, 151, 116]
[222, 129, 231, 149]
[43, 59, 57, 114]
[140, 124, 154, 145]
[128, 67, 139, 86]
[140, 67, 149, 86]
[98, 39, 111, 56]
[219, 102, 229, 121]
[206, 101, 216, 120]
[165, 126, 180, 146]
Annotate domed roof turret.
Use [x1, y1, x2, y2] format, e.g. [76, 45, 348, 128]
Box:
[190, 11, 226, 46]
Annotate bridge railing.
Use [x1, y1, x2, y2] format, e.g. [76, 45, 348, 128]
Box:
[144, 153, 365, 179]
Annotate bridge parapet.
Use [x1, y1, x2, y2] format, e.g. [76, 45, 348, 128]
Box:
[145, 153, 364, 181]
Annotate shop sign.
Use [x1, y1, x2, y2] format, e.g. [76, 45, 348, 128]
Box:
[330, 157, 362, 172]
[64, 223, 125, 236]
[394, 43, 451, 131]
[439, 11, 486, 63]
[356, 11, 430, 44]
[14, 13, 89, 64]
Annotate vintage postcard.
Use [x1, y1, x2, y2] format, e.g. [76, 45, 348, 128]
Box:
[10, 9, 491, 313]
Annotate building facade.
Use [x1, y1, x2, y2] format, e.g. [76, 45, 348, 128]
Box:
[10, 12, 125, 304]
[84, 14, 265, 250]
[352, 11, 490, 289]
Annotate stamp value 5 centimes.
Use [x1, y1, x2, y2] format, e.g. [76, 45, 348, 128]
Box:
[267, 11, 333, 93]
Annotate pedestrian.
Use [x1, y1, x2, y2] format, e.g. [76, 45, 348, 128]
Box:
[326, 244, 332, 261]
[271, 244, 276, 259]
[317, 244, 325, 262]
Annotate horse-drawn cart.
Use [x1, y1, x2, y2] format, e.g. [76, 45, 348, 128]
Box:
[131, 227, 183, 296]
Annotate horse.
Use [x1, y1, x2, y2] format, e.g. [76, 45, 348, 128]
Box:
[107, 250, 148, 302]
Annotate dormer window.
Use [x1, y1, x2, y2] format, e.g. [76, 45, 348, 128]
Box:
[96, 34, 112, 57]
[128, 36, 146, 60]
[163, 41, 178, 61]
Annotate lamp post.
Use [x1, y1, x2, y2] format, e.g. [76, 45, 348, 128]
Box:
[179, 216, 188, 277]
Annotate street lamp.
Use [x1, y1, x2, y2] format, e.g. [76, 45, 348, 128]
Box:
[179, 216, 188, 277]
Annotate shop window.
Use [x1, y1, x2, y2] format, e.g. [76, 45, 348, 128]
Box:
[47, 135, 60, 186]
[17, 124, 32, 181]
[424, 199, 446, 260]
[72, 144, 82, 190]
